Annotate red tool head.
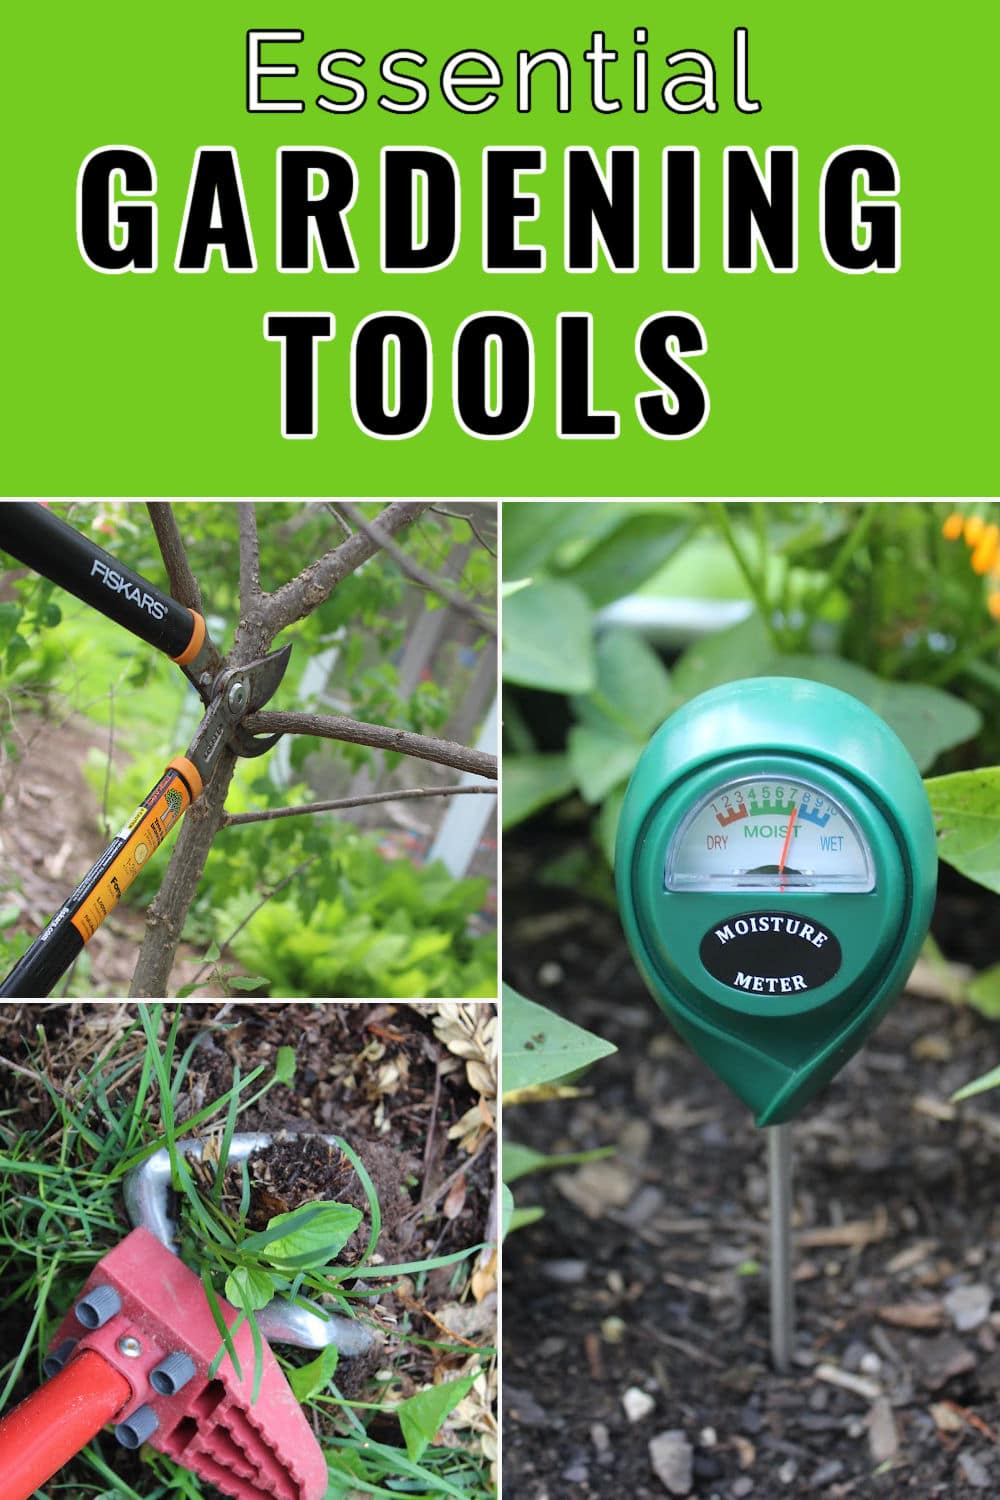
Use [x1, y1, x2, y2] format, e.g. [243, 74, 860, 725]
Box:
[46, 1227, 328, 1500]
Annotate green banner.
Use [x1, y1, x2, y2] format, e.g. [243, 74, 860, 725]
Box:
[4, 4, 993, 495]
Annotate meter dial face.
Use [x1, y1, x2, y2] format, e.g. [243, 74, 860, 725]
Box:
[665, 776, 875, 892]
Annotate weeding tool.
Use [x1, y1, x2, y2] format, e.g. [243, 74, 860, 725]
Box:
[0, 503, 292, 998]
[0, 1133, 376, 1500]
[614, 677, 937, 1370]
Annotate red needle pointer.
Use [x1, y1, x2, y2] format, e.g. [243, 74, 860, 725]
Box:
[778, 804, 798, 891]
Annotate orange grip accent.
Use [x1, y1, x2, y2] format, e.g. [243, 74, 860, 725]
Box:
[69, 769, 194, 943]
[170, 609, 206, 667]
[167, 754, 204, 802]
[0, 1349, 131, 1500]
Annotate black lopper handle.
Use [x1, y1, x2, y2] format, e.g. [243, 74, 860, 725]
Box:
[0, 502, 202, 660]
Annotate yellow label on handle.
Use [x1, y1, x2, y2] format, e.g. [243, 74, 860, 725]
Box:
[70, 770, 192, 942]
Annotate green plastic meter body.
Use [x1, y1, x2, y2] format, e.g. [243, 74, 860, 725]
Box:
[615, 678, 938, 1125]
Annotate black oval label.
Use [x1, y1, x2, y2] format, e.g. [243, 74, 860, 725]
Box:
[699, 910, 842, 995]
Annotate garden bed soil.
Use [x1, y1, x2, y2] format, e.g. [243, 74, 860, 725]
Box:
[503, 817, 1000, 1500]
[0, 1001, 496, 1489]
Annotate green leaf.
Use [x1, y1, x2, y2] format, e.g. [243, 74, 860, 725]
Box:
[567, 724, 640, 804]
[572, 628, 672, 737]
[503, 1140, 616, 1183]
[672, 622, 981, 773]
[775, 659, 980, 773]
[502, 753, 575, 828]
[967, 964, 1000, 1020]
[925, 769, 1000, 893]
[287, 1343, 340, 1402]
[229, 974, 268, 991]
[224, 1264, 275, 1311]
[500, 1183, 515, 1239]
[502, 986, 617, 1093]
[563, 513, 693, 608]
[6, 633, 30, 673]
[260, 1202, 363, 1269]
[953, 1064, 1000, 1102]
[0, 602, 22, 651]
[597, 784, 626, 866]
[396, 1375, 477, 1463]
[202, 940, 221, 964]
[273, 1045, 296, 1084]
[508, 1205, 545, 1232]
[502, 580, 594, 693]
[502, 502, 626, 579]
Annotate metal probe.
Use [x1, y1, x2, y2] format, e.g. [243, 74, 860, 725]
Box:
[767, 1122, 794, 1373]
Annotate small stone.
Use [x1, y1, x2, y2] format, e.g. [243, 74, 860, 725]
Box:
[649, 1429, 694, 1496]
[867, 1396, 899, 1465]
[542, 1259, 589, 1285]
[590, 1423, 611, 1454]
[732, 1480, 754, 1499]
[957, 1453, 990, 1489]
[699, 1426, 718, 1447]
[944, 1284, 992, 1333]
[778, 1459, 798, 1485]
[537, 961, 564, 986]
[859, 1352, 883, 1377]
[601, 1316, 627, 1344]
[607, 1269, 626, 1295]
[810, 1460, 844, 1487]
[561, 1462, 589, 1484]
[623, 1387, 656, 1423]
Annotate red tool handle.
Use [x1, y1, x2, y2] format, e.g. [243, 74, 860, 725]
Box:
[0, 1349, 131, 1500]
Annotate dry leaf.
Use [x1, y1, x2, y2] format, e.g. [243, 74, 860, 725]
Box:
[877, 1302, 945, 1330]
[444, 1174, 467, 1219]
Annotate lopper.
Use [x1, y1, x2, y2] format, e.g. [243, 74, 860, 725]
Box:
[0, 503, 292, 998]
[0, 1132, 375, 1499]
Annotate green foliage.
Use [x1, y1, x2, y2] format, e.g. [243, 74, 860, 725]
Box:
[502, 504, 989, 880]
[502, 986, 617, 1094]
[396, 1376, 477, 1463]
[202, 818, 494, 999]
[501, 984, 617, 1234]
[925, 769, 1000, 894]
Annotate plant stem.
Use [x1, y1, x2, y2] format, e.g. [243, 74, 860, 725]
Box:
[709, 503, 780, 647]
[800, 502, 876, 642]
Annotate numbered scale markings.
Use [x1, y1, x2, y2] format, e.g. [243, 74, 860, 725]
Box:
[665, 776, 875, 892]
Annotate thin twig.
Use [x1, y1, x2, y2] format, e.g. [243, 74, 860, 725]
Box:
[401, 1137, 493, 1223]
[146, 503, 204, 611]
[237, 503, 263, 609]
[338, 501, 496, 638]
[187, 855, 320, 990]
[220, 784, 495, 828]
[262, 501, 431, 635]
[243, 709, 497, 780]
[324, 502, 352, 537]
[429, 505, 498, 557]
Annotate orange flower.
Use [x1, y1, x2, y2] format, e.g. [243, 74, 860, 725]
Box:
[988, 592, 1000, 622]
[972, 524, 1000, 575]
[942, 512, 964, 540]
[964, 515, 985, 547]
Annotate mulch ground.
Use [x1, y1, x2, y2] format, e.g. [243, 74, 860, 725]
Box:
[503, 818, 1000, 1500]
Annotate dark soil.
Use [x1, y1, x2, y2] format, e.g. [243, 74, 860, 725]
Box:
[503, 814, 1000, 1500]
[0, 1001, 496, 1494]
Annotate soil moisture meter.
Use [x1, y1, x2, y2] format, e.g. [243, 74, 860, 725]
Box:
[615, 677, 938, 1367]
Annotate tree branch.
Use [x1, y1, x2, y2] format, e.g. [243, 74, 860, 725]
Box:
[430, 505, 497, 557]
[130, 751, 238, 997]
[243, 710, 497, 780]
[237, 502, 263, 609]
[337, 502, 496, 637]
[146, 503, 204, 611]
[261, 501, 431, 635]
[221, 784, 496, 828]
